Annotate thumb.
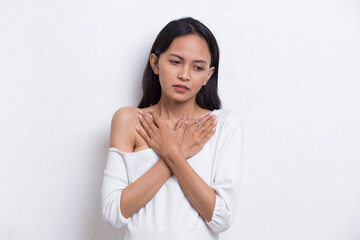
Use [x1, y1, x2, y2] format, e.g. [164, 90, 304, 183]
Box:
[178, 120, 188, 133]
[175, 117, 188, 130]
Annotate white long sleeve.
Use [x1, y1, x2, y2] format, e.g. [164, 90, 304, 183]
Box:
[101, 148, 131, 228]
[101, 147, 160, 229]
[205, 113, 244, 233]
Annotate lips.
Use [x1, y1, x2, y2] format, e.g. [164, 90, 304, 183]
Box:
[173, 84, 189, 90]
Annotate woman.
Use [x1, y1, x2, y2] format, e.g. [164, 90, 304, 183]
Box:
[101, 17, 243, 240]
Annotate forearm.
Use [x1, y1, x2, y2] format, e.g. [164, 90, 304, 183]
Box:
[120, 157, 172, 218]
[163, 150, 216, 222]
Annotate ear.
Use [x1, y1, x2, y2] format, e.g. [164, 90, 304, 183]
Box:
[149, 53, 159, 75]
[203, 66, 215, 86]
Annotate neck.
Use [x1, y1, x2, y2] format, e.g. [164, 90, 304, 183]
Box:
[154, 96, 198, 123]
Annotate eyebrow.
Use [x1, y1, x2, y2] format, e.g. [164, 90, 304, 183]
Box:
[169, 54, 208, 64]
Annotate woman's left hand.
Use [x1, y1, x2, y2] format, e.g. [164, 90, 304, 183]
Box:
[136, 110, 187, 159]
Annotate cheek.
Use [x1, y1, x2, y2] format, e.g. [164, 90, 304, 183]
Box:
[158, 65, 175, 84]
[193, 74, 208, 87]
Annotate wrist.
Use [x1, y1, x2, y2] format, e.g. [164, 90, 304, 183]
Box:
[158, 157, 173, 175]
[162, 146, 183, 162]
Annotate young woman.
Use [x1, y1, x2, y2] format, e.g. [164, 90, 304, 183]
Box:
[101, 17, 243, 240]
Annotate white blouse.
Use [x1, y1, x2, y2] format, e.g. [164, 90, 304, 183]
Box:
[101, 109, 244, 240]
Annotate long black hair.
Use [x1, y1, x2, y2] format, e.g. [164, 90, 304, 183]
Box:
[137, 17, 222, 110]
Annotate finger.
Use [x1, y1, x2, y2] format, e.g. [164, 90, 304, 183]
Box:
[178, 119, 188, 132]
[138, 113, 153, 136]
[135, 125, 151, 144]
[141, 111, 157, 133]
[175, 117, 188, 130]
[192, 112, 214, 131]
[200, 120, 217, 139]
[150, 109, 166, 129]
[200, 126, 216, 144]
[195, 112, 215, 126]
[199, 116, 217, 136]
[174, 117, 184, 129]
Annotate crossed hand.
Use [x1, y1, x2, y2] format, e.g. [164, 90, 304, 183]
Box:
[135, 109, 217, 159]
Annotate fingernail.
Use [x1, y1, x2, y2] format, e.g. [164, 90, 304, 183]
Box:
[213, 119, 217, 125]
[212, 114, 217, 119]
[150, 109, 154, 112]
[185, 121, 188, 124]
[138, 114, 142, 119]
[139, 110, 143, 114]
[135, 126, 139, 130]
[212, 126, 216, 132]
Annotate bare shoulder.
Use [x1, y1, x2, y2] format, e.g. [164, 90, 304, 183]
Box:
[112, 106, 153, 121]
[110, 106, 141, 152]
[112, 106, 140, 123]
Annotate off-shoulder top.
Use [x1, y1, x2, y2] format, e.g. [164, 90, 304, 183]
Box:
[101, 109, 244, 240]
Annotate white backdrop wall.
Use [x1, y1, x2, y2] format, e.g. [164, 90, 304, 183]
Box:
[1, 0, 359, 239]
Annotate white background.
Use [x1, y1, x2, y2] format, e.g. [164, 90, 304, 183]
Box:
[1, 0, 359, 239]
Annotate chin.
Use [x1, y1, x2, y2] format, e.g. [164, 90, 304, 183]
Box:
[161, 90, 196, 103]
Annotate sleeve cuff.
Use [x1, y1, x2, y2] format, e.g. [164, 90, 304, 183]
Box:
[103, 190, 131, 228]
[206, 193, 221, 224]
[117, 191, 131, 224]
[205, 194, 232, 233]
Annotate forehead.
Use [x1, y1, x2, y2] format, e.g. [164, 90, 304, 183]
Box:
[163, 34, 211, 61]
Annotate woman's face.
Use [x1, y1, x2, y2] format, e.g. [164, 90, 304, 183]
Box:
[150, 34, 215, 103]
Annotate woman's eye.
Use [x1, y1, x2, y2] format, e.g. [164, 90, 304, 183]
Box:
[194, 66, 204, 71]
[170, 60, 181, 65]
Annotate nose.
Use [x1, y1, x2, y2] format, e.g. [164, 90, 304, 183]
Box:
[178, 65, 190, 81]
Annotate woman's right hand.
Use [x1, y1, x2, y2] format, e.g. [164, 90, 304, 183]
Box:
[177, 113, 217, 159]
